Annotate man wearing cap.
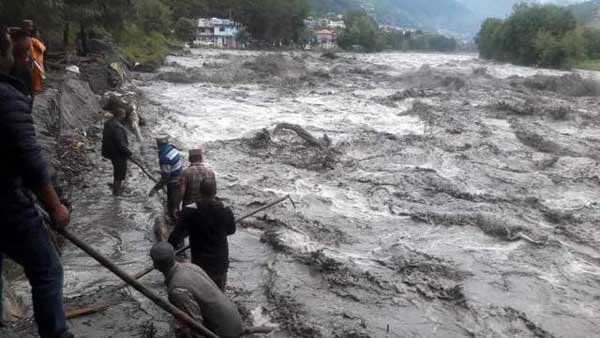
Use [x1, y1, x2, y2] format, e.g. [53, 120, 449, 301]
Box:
[150, 242, 244, 338]
[169, 149, 235, 290]
[149, 137, 183, 220]
[101, 108, 132, 196]
[175, 148, 216, 209]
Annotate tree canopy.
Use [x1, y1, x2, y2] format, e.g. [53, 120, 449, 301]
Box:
[475, 4, 599, 68]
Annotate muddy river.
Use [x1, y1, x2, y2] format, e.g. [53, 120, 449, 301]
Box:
[10, 50, 600, 338]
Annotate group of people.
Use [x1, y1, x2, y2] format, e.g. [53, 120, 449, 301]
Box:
[0, 19, 242, 338]
[99, 92, 242, 336]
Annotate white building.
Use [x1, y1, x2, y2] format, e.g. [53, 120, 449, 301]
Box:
[195, 18, 241, 48]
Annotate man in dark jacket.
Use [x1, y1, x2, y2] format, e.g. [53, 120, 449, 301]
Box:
[101, 108, 132, 196]
[168, 181, 236, 291]
[0, 26, 74, 338]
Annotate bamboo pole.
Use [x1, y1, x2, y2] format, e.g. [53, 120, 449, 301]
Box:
[56, 227, 221, 338]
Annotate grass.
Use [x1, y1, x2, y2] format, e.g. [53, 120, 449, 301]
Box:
[575, 59, 600, 71]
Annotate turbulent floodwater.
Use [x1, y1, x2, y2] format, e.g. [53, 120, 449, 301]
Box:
[136, 50, 600, 338]
[11, 50, 600, 338]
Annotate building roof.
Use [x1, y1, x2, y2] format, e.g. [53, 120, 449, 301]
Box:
[315, 29, 335, 35]
[198, 17, 237, 27]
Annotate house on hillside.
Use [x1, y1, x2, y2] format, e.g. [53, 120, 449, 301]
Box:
[195, 18, 241, 48]
[314, 29, 337, 49]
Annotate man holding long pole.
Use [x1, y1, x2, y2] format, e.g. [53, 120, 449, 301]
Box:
[0, 26, 74, 338]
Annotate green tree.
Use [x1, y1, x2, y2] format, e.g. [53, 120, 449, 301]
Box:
[338, 11, 382, 52]
[134, 0, 172, 34]
[476, 4, 584, 68]
[169, 0, 208, 20]
[174, 17, 196, 42]
[236, 0, 310, 46]
[583, 28, 600, 59]
[476, 18, 504, 59]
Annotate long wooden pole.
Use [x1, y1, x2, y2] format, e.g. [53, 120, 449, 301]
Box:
[129, 195, 294, 281]
[56, 227, 221, 338]
[129, 157, 159, 184]
[128, 157, 167, 193]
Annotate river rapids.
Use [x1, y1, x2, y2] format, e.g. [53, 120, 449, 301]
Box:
[9, 50, 600, 338]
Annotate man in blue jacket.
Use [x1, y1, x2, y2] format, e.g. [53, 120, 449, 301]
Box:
[149, 136, 183, 220]
[0, 26, 74, 338]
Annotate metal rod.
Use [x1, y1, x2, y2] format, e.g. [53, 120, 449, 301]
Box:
[56, 227, 221, 338]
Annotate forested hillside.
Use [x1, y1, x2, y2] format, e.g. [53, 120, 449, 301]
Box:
[311, 0, 478, 34]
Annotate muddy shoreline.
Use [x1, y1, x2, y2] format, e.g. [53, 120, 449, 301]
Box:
[3, 50, 600, 338]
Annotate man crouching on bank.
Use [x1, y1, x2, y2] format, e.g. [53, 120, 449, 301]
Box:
[150, 242, 244, 338]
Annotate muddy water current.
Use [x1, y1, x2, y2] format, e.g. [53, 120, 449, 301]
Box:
[12, 50, 600, 338]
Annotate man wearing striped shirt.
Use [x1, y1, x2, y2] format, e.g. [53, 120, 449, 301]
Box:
[149, 136, 183, 220]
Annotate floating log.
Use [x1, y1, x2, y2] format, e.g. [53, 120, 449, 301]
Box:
[274, 123, 323, 148]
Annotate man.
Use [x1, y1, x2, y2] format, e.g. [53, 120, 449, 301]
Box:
[0, 26, 74, 338]
[175, 148, 216, 209]
[9, 26, 33, 100]
[168, 180, 235, 291]
[31, 28, 46, 93]
[150, 242, 243, 338]
[101, 108, 132, 196]
[149, 137, 183, 219]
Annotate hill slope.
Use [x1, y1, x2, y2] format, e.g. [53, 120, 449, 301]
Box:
[568, 0, 600, 28]
[311, 0, 479, 34]
[310, 0, 592, 35]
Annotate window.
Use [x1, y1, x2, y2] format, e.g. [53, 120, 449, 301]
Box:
[220, 27, 225, 32]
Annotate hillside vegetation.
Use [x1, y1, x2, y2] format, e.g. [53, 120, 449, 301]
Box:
[476, 3, 600, 69]
[0, 0, 310, 67]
